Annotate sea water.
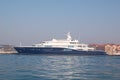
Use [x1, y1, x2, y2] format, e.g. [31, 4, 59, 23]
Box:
[0, 54, 120, 80]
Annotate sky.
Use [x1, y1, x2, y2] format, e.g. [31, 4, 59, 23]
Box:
[0, 0, 120, 46]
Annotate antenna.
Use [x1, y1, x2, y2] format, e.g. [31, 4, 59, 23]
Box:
[67, 32, 72, 41]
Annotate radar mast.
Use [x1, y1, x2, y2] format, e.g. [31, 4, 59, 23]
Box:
[67, 32, 72, 41]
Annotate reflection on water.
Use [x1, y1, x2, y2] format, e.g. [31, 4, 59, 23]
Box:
[34, 56, 84, 79]
[0, 54, 120, 80]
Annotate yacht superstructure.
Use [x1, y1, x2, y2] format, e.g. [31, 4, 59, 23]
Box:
[34, 33, 94, 51]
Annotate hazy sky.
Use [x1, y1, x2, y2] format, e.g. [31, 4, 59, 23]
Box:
[0, 0, 120, 45]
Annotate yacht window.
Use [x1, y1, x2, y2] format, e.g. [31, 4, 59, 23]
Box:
[70, 42, 76, 44]
[78, 46, 82, 47]
[68, 45, 74, 48]
[45, 45, 52, 47]
[82, 46, 86, 48]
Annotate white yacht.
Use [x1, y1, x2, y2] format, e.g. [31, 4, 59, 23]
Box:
[14, 33, 106, 55]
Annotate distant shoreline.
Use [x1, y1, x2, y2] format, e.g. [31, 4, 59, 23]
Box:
[0, 45, 17, 54]
[0, 51, 17, 54]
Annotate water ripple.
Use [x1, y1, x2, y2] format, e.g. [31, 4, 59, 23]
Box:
[0, 54, 120, 80]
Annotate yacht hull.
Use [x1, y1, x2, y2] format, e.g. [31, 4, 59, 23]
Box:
[14, 47, 107, 55]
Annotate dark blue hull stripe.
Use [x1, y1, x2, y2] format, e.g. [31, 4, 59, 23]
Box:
[14, 47, 107, 55]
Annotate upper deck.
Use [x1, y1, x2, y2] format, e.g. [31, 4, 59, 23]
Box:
[33, 33, 94, 51]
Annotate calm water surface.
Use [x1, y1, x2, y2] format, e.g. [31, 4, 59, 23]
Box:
[0, 54, 120, 80]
